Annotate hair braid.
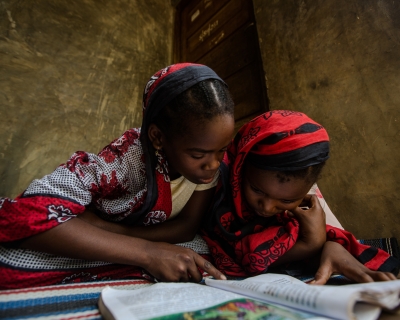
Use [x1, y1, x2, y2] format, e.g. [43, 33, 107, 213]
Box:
[153, 79, 234, 137]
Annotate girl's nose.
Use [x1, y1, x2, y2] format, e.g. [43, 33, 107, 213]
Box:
[260, 198, 278, 215]
[203, 154, 220, 171]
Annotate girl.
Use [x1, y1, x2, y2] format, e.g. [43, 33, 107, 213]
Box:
[0, 63, 233, 289]
[202, 110, 399, 283]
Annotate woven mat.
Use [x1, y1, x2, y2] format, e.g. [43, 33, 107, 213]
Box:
[0, 279, 153, 320]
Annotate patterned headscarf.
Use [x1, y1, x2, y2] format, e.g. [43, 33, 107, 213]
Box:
[245, 112, 329, 171]
[202, 110, 399, 276]
[226, 110, 329, 222]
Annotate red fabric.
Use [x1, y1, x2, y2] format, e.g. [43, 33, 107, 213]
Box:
[202, 110, 397, 277]
[142, 63, 201, 112]
[0, 133, 172, 243]
[0, 196, 83, 241]
[0, 264, 145, 290]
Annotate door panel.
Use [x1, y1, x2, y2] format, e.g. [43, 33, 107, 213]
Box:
[174, 0, 268, 125]
[197, 22, 257, 80]
[183, 0, 230, 38]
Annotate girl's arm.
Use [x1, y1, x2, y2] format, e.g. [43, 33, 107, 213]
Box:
[311, 241, 397, 284]
[78, 187, 216, 243]
[271, 195, 327, 266]
[19, 216, 226, 282]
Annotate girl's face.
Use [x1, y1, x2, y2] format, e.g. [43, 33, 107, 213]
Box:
[242, 163, 313, 218]
[159, 114, 234, 184]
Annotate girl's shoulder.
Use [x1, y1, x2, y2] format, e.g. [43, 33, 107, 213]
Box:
[97, 128, 143, 159]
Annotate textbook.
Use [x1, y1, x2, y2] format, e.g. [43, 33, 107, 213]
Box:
[98, 273, 400, 320]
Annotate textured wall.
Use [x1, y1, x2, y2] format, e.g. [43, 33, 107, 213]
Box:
[253, 0, 400, 239]
[0, 0, 173, 198]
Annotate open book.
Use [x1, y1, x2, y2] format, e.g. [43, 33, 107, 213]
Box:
[98, 273, 400, 320]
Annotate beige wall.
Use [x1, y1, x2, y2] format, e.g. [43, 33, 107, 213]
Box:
[0, 0, 174, 198]
[253, 0, 400, 239]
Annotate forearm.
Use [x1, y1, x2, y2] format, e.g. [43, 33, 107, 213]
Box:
[19, 218, 152, 268]
[271, 239, 323, 267]
[17, 217, 228, 282]
[79, 188, 214, 243]
[120, 219, 198, 243]
[79, 212, 199, 243]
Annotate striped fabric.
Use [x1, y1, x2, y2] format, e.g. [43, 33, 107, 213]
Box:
[0, 279, 153, 320]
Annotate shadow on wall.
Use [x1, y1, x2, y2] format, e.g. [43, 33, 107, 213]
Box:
[0, 0, 174, 198]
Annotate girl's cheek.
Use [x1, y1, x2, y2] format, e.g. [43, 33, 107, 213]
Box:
[284, 203, 299, 212]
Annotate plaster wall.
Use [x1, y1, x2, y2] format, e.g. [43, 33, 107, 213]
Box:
[0, 0, 174, 198]
[253, 0, 400, 239]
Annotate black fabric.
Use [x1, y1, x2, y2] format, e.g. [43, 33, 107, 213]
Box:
[247, 142, 330, 171]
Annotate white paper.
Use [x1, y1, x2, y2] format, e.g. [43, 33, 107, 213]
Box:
[205, 274, 400, 320]
[100, 274, 400, 320]
[101, 282, 244, 319]
[101, 281, 330, 320]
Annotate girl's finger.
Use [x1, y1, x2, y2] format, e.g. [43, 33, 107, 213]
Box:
[339, 264, 375, 283]
[308, 194, 321, 209]
[194, 255, 226, 281]
[185, 263, 202, 283]
[299, 194, 312, 208]
[311, 262, 333, 285]
[369, 271, 397, 282]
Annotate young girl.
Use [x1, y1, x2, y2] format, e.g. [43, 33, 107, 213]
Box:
[0, 63, 233, 289]
[202, 110, 399, 283]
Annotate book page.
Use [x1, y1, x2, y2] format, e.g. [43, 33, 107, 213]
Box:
[100, 282, 329, 320]
[101, 283, 242, 319]
[339, 280, 400, 309]
[205, 274, 393, 320]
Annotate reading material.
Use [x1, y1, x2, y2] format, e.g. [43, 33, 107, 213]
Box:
[98, 273, 400, 320]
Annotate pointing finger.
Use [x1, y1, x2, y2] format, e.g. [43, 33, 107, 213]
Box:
[195, 255, 226, 280]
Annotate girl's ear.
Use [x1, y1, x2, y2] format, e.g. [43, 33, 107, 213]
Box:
[148, 124, 164, 149]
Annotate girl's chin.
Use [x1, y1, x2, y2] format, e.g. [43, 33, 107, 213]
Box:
[255, 211, 285, 218]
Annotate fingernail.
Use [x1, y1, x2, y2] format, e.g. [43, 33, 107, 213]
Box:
[220, 274, 227, 280]
[309, 280, 316, 284]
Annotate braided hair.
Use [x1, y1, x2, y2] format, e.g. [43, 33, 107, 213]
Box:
[153, 79, 234, 137]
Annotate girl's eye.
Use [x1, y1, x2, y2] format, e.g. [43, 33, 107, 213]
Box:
[191, 154, 204, 159]
[250, 185, 264, 195]
[280, 200, 295, 204]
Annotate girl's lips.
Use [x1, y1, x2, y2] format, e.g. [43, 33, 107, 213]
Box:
[256, 211, 273, 218]
[198, 177, 214, 184]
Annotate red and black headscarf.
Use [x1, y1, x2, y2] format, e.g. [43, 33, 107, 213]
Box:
[202, 110, 399, 276]
[126, 63, 226, 223]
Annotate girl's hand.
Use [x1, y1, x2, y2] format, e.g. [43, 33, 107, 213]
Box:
[143, 242, 227, 282]
[271, 195, 326, 266]
[291, 194, 326, 253]
[311, 241, 397, 285]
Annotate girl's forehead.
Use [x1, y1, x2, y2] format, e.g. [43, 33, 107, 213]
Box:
[180, 114, 234, 147]
[244, 164, 311, 198]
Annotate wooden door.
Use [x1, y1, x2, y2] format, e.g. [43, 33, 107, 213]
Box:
[173, 0, 269, 129]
